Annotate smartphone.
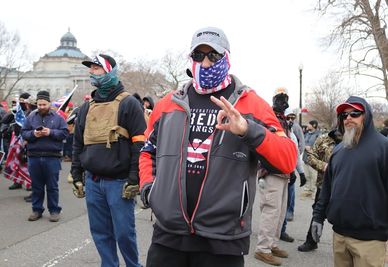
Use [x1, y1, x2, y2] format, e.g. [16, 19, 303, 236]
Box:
[36, 126, 43, 131]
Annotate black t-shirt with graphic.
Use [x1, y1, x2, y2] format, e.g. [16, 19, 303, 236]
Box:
[186, 83, 234, 217]
[153, 81, 250, 256]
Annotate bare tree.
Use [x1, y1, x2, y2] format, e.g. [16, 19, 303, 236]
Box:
[305, 71, 351, 127]
[158, 50, 190, 94]
[122, 50, 190, 98]
[317, 0, 388, 101]
[0, 22, 29, 100]
[369, 100, 388, 125]
[121, 58, 172, 98]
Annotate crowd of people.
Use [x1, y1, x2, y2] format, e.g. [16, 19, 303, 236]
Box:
[1, 26, 388, 267]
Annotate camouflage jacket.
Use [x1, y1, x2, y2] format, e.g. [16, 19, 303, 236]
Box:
[306, 134, 335, 187]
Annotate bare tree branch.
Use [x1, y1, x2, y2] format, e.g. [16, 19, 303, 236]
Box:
[0, 21, 30, 101]
[306, 70, 353, 127]
[315, 0, 388, 101]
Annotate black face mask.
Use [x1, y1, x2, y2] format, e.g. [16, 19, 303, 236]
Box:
[20, 103, 27, 111]
[288, 120, 294, 130]
[273, 93, 289, 113]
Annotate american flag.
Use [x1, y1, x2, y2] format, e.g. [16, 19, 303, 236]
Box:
[192, 52, 231, 94]
[14, 102, 26, 127]
[3, 133, 31, 189]
[187, 137, 212, 164]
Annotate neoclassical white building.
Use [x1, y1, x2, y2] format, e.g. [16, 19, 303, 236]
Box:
[5, 30, 92, 101]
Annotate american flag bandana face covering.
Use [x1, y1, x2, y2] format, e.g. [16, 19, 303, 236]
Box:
[191, 52, 231, 94]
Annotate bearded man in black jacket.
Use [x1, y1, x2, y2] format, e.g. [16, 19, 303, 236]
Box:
[312, 96, 388, 267]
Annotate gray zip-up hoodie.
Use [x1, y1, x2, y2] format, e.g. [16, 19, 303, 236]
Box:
[139, 75, 298, 241]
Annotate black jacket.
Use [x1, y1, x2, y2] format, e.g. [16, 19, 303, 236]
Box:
[71, 82, 146, 182]
[313, 96, 388, 241]
[380, 127, 388, 137]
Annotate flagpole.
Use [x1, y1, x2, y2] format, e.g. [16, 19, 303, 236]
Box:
[58, 84, 78, 112]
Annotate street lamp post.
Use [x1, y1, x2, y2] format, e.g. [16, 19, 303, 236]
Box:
[299, 64, 303, 126]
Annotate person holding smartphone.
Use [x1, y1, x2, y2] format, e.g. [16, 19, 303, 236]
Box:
[21, 90, 68, 222]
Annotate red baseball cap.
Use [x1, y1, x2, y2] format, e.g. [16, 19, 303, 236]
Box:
[336, 102, 364, 114]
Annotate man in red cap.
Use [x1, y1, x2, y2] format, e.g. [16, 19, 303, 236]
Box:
[312, 96, 388, 266]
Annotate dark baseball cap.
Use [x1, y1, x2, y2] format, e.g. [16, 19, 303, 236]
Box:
[82, 54, 116, 73]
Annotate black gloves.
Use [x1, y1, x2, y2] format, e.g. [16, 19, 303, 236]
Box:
[140, 183, 153, 209]
[71, 168, 84, 184]
[299, 173, 307, 187]
[289, 172, 297, 185]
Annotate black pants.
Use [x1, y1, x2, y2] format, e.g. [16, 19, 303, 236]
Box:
[146, 243, 244, 267]
[305, 188, 321, 244]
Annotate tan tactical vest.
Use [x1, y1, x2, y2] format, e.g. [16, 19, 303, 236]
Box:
[84, 92, 130, 148]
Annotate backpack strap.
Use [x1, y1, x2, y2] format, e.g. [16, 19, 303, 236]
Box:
[105, 91, 131, 148]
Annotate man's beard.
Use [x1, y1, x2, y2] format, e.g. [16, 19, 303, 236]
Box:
[342, 123, 363, 148]
[38, 108, 49, 116]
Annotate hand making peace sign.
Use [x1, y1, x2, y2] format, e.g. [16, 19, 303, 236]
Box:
[210, 96, 248, 136]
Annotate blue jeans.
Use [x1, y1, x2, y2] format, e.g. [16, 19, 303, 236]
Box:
[28, 157, 62, 214]
[281, 183, 295, 234]
[287, 183, 295, 217]
[85, 173, 141, 267]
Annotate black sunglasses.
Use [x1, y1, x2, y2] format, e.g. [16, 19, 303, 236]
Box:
[339, 110, 364, 120]
[190, 50, 224, 63]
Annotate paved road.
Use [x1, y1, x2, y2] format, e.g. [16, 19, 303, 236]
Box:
[0, 162, 386, 266]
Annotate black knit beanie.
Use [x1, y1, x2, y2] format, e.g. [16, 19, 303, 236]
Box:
[19, 92, 31, 100]
[37, 90, 50, 102]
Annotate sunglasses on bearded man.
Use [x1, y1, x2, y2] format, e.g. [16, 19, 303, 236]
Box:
[339, 110, 364, 120]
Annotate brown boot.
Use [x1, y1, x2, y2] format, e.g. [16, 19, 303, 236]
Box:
[49, 213, 60, 222]
[271, 247, 288, 258]
[28, 212, 42, 221]
[255, 251, 282, 266]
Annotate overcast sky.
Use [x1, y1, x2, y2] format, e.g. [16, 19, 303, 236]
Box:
[1, 0, 340, 107]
